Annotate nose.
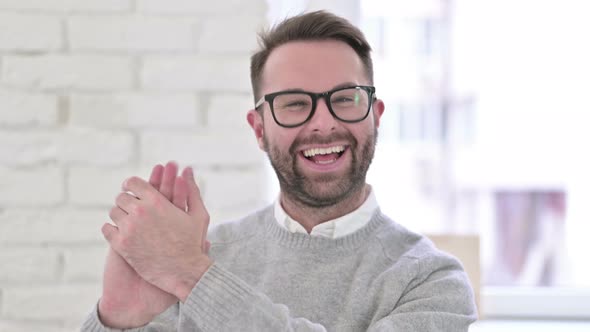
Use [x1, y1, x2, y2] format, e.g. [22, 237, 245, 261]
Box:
[306, 97, 337, 133]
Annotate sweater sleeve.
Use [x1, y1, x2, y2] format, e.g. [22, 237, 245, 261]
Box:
[178, 263, 328, 332]
[367, 253, 478, 332]
[80, 302, 178, 332]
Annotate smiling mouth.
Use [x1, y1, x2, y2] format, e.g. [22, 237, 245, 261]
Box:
[301, 145, 347, 165]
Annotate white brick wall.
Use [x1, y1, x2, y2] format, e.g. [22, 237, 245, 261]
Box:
[69, 93, 200, 128]
[141, 56, 252, 91]
[198, 17, 261, 53]
[0, 131, 58, 166]
[0, 320, 72, 332]
[59, 128, 136, 165]
[0, 13, 62, 51]
[140, 130, 261, 166]
[2, 284, 101, 321]
[0, 0, 132, 13]
[0, 249, 61, 283]
[136, 0, 267, 15]
[208, 93, 254, 129]
[67, 166, 138, 207]
[0, 92, 59, 126]
[68, 16, 198, 52]
[0, 209, 104, 244]
[2, 55, 134, 90]
[63, 246, 107, 282]
[201, 168, 270, 211]
[0, 166, 65, 206]
[0, 1, 269, 329]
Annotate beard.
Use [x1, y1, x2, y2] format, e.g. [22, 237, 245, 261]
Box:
[263, 127, 378, 208]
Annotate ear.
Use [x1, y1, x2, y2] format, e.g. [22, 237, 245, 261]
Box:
[372, 99, 385, 128]
[247, 109, 266, 151]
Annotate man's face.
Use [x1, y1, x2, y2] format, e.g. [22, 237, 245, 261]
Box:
[247, 40, 384, 207]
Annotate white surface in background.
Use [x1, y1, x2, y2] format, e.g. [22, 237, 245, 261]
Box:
[471, 320, 590, 332]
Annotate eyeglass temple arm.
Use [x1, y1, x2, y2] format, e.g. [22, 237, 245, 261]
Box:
[255, 96, 265, 109]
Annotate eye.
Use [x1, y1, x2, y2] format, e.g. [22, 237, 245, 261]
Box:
[332, 93, 359, 107]
[285, 100, 309, 107]
[275, 94, 311, 112]
[333, 96, 355, 103]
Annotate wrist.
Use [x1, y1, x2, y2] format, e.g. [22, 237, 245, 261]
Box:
[175, 256, 213, 302]
[98, 297, 154, 329]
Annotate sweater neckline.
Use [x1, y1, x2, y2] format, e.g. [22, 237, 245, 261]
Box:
[262, 206, 388, 251]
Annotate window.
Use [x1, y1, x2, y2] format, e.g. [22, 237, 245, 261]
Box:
[361, 0, 590, 318]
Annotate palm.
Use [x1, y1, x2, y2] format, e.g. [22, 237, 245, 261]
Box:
[99, 162, 185, 327]
[101, 248, 176, 320]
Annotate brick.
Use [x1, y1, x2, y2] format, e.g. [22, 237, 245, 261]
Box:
[0, 166, 64, 206]
[0, 321, 67, 332]
[0, 208, 105, 244]
[70, 93, 199, 128]
[0, 130, 58, 166]
[63, 245, 107, 282]
[208, 93, 253, 129]
[0, 248, 60, 283]
[1, 55, 133, 91]
[199, 168, 270, 211]
[0, 129, 133, 166]
[1, 283, 100, 320]
[0, 0, 131, 12]
[68, 166, 138, 206]
[0, 13, 61, 51]
[141, 56, 251, 92]
[58, 128, 134, 165]
[140, 130, 265, 166]
[137, 0, 267, 15]
[68, 16, 197, 52]
[0, 93, 58, 126]
[198, 17, 261, 54]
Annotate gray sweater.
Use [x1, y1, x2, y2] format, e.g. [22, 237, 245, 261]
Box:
[82, 206, 477, 331]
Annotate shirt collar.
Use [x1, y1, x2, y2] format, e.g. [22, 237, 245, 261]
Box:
[273, 187, 378, 239]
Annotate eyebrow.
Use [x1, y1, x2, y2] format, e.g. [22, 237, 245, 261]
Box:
[277, 82, 360, 94]
[332, 82, 359, 90]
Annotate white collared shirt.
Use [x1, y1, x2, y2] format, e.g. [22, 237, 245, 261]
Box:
[273, 188, 378, 239]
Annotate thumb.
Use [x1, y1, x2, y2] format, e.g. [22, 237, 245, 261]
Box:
[182, 167, 207, 218]
[182, 167, 211, 253]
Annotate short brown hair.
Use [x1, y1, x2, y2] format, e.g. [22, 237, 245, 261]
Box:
[250, 10, 373, 101]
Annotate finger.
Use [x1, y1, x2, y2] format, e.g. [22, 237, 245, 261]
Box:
[122, 176, 157, 201]
[172, 176, 188, 211]
[148, 164, 165, 190]
[108, 206, 127, 225]
[115, 192, 140, 214]
[160, 161, 178, 201]
[183, 167, 210, 251]
[101, 223, 119, 243]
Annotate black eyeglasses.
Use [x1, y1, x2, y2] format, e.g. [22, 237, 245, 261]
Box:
[255, 85, 376, 128]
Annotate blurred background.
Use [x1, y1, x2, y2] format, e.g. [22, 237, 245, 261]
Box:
[0, 0, 588, 331]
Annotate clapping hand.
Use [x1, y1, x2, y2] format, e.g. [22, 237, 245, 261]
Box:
[98, 162, 211, 328]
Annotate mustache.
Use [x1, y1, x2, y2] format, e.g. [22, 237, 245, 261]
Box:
[289, 131, 357, 155]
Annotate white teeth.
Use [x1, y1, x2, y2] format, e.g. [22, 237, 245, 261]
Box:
[302, 145, 345, 158]
[316, 159, 336, 164]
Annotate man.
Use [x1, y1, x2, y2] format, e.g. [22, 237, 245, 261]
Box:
[82, 10, 477, 331]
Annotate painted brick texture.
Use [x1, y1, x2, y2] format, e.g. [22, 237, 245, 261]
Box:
[0, 1, 269, 329]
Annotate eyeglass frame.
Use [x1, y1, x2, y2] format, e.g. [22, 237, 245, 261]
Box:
[254, 85, 377, 128]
